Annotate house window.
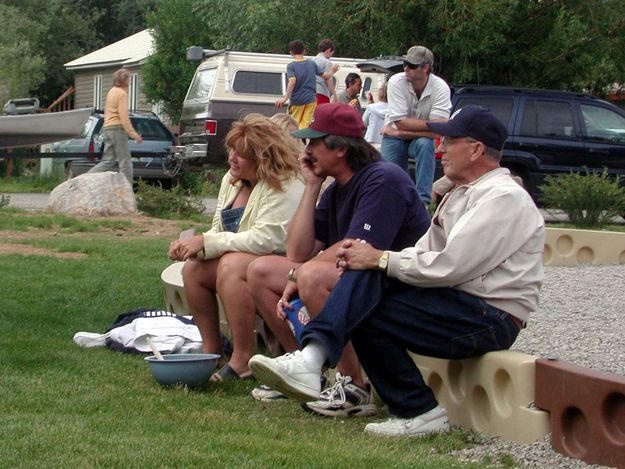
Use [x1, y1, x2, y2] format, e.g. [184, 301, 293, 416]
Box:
[128, 73, 138, 111]
[93, 75, 102, 109]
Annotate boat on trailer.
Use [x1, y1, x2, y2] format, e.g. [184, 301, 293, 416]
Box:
[0, 107, 94, 148]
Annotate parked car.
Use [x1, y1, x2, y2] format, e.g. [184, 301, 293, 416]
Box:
[52, 111, 177, 183]
[445, 86, 625, 202]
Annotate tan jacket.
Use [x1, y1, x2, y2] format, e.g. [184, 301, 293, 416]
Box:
[387, 168, 545, 322]
[103, 86, 139, 139]
[199, 171, 305, 259]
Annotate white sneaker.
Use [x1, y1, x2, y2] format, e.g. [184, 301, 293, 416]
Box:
[248, 351, 321, 402]
[73, 332, 109, 348]
[302, 373, 377, 417]
[251, 384, 287, 401]
[364, 405, 450, 437]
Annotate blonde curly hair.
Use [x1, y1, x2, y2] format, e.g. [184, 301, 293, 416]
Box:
[225, 113, 300, 191]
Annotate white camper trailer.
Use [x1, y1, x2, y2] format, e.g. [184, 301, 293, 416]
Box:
[170, 47, 385, 166]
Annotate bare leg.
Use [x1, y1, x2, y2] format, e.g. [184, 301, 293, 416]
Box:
[248, 256, 300, 352]
[217, 251, 261, 376]
[297, 261, 366, 388]
[182, 258, 222, 355]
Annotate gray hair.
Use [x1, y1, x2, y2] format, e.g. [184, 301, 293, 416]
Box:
[112, 68, 131, 87]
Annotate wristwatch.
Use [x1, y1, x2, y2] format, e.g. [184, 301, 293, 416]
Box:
[287, 268, 297, 283]
[377, 251, 389, 272]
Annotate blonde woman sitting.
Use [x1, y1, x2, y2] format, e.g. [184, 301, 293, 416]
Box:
[168, 114, 304, 380]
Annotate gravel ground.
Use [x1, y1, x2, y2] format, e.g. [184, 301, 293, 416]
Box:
[453, 264, 625, 468]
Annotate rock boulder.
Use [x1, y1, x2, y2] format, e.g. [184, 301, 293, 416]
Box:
[46, 172, 137, 216]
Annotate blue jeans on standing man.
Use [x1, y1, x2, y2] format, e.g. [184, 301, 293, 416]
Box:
[300, 270, 520, 418]
[381, 135, 435, 203]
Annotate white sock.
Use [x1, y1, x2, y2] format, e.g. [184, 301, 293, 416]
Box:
[300, 340, 327, 372]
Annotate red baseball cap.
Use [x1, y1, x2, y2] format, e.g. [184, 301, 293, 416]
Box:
[291, 103, 365, 139]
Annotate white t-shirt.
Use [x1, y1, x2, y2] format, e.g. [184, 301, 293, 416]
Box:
[313, 53, 333, 97]
[363, 101, 389, 143]
[384, 72, 451, 126]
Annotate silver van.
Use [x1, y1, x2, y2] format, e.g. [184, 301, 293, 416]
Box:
[170, 48, 386, 166]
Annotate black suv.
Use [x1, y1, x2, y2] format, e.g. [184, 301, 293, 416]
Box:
[449, 86, 625, 201]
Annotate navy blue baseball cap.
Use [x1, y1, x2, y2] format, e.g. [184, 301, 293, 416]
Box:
[427, 105, 508, 150]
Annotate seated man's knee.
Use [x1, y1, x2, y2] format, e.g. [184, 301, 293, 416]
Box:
[297, 261, 338, 299]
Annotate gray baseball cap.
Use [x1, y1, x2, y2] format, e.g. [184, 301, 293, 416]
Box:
[403, 46, 434, 66]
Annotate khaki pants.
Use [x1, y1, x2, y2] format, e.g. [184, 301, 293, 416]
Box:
[88, 126, 133, 183]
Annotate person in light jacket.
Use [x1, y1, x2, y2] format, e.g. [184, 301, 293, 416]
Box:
[168, 113, 305, 380]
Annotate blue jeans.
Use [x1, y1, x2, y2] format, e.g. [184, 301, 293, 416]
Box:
[381, 136, 435, 203]
[300, 270, 520, 418]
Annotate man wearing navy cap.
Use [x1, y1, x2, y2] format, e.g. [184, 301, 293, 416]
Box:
[250, 105, 545, 437]
[247, 103, 430, 416]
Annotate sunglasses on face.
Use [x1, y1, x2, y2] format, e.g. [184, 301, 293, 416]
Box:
[403, 61, 424, 70]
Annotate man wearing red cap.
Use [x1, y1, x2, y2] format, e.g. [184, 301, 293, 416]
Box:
[247, 103, 430, 416]
[250, 106, 545, 437]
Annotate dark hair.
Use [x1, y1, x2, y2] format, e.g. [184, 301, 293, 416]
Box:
[318, 39, 334, 53]
[345, 72, 361, 88]
[289, 40, 305, 55]
[323, 135, 380, 172]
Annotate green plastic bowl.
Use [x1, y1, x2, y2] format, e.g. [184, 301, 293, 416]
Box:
[144, 353, 220, 387]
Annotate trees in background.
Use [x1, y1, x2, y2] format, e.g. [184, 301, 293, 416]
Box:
[0, 0, 158, 109]
[1, 0, 623, 117]
[144, 0, 625, 122]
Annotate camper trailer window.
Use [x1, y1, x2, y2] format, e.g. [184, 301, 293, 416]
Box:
[187, 68, 217, 101]
[232, 71, 283, 95]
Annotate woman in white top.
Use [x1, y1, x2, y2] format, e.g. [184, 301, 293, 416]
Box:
[168, 114, 304, 380]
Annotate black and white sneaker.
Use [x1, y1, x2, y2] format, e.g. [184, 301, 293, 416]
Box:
[302, 373, 377, 417]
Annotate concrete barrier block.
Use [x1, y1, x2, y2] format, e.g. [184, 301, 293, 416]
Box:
[411, 351, 550, 443]
[543, 227, 625, 266]
[160, 262, 279, 353]
[535, 358, 625, 467]
[160, 261, 230, 335]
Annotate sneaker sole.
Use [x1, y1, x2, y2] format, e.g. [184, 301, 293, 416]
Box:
[249, 357, 320, 402]
[365, 417, 450, 437]
[251, 390, 288, 402]
[302, 402, 378, 418]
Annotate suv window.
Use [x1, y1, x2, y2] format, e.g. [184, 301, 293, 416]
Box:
[454, 97, 514, 126]
[232, 71, 283, 95]
[186, 68, 217, 101]
[580, 104, 625, 144]
[520, 100, 575, 138]
[131, 118, 172, 141]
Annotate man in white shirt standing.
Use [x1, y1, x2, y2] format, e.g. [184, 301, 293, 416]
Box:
[381, 46, 451, 204]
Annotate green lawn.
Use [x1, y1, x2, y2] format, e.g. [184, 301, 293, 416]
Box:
[0, 212, 508, 468]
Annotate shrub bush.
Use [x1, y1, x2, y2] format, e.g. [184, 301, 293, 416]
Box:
[177, 169, 226, 197]
[0, 194, 10, 209]
[135, 179, 206, 219]
[539, 169, 625, 228]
